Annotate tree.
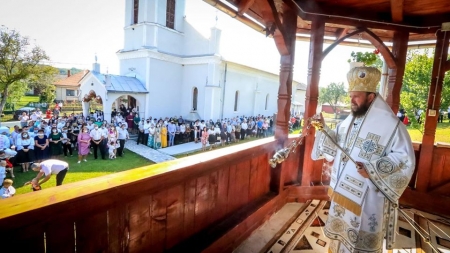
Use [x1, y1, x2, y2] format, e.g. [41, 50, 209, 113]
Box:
[0, 27, 50, 115]
[400, 49, 450, 133]
[319, 82, 347, 116]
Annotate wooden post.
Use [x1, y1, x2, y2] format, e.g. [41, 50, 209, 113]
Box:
[274, 17, 297, 148]
[416, 30, 450, 192]
[301, 17, 325, 186]
[270, 7, 297, 193]
[385, 31, 409, 113]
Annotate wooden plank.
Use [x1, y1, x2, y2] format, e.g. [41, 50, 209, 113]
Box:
[166, 185, 185, 250]
[183, 179, 196, 240]
[46, 219, 75, 253]
[248, 156, 260, 202]
[194, 175, 210, 234]
[400, 188, 450, 218]
[107, 205, 127, 253]
[237, 0, 255, 16]
[215, 166, 230, 222]
[235, 160, 251, 208]
[227, 164, 239, 213]
[259, 153, 271, 196]
[150, 190, 167, 253]
[203, 191, 288, 253]
[207, 170, 219, 226]
[390, 0, 404, 22]
[287, 185, 330, 202]
[128, 195, 152, 253]
[76, 211, 108, 253]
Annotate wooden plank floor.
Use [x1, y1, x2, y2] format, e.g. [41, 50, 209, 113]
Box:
[235, 201, 450, 253]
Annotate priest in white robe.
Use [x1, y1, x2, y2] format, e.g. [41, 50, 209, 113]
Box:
[311, 66, 415, 253]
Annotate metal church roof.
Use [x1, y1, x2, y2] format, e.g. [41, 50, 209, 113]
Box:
[92, 72, 148, 94]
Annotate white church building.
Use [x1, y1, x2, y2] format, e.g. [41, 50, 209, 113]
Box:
[78, 0, 305, 122]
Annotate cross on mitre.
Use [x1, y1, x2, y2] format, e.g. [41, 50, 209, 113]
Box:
[354, 132, 385, 161]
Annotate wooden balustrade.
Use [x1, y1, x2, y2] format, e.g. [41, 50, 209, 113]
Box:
[1, 135, 449, 253]
[0, 138, 280, 253]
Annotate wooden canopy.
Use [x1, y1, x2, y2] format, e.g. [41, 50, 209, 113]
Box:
[205, 0, 450, 218]
[205, 0, 450, 46]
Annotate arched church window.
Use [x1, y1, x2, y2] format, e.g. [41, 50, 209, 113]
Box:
[234, 91, 239, 112]
[133, 0, 139, 24]
[192, 87, 198, 111]
[265, 94, 269, 110]
[166, 0, 176, 29]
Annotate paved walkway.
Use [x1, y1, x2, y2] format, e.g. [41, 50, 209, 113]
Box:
[124, 141, 176, 163]
[124, 139, 215, 163]
[126, 135, 277, 163]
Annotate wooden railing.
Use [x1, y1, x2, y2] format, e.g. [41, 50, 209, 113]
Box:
[1, 136, 447, 252]
[400, 142, 450, 217]
[0, 138, 287, 253]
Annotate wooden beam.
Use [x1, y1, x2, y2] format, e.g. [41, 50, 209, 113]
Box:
[385, 30, 409, 113]
[360, 27, 397, 69]
[237, 0, 255, 16]
[322, 29, 363, 60]
[301, 16, 325, 187]
[267, 0, 288, 52]
[294, 0, 440, 33]
[335, 28, 348, 39]
[416, 30, 450, 192]
[390, 0, 404, 23]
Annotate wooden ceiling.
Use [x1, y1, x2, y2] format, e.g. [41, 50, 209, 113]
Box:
[204, 0, 450, 46]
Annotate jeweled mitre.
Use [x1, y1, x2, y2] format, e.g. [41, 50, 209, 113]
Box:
[347, 66, 381, 93]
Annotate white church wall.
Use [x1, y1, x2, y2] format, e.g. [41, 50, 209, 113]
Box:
[180, 63, 209, 118]
[183, 22, 210, 56]
[222, 63, 280, 118]
[146, 58, 183, 118]
[119, 58, 147, 83]
[155, 27, 184, 55]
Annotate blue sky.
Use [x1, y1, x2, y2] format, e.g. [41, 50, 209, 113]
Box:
[0, 0, 373, 86]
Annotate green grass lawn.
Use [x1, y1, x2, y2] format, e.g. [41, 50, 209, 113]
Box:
[10, 149, 154, 195]
[15, 95, 41, 108]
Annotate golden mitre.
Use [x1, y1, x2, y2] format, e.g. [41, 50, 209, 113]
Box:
[347, 66, 381, 92]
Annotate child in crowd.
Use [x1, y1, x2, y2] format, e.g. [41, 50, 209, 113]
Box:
[0, 150, 15, 178]
[0, 179, 16, 198]
[108, 141, 116, 159]
[0, 161, 6, 182]
[24, 178, 42, 191]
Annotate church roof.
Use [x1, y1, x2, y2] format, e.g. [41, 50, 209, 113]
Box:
[92, 72, 148, 94]
[54, 70, 89, 87]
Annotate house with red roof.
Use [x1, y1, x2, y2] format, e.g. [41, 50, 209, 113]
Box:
[54, 70, 89, 102]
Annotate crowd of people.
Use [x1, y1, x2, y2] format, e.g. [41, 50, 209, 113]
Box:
[135, 115, 275, 151]
[0, 102, 280, 197]
[0, 108, 133, 186]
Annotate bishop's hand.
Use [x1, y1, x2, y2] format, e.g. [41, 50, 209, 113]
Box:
[356, 161, 369, 178]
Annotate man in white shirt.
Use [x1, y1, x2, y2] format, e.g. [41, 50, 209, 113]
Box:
[117, 123, 129, 157]
[29, 159, 69, 186]
[30, 112, 38, 121]
[90, 125, 105, 159]
[143, 119, 151, 145]
[86, 121, 95, 132]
